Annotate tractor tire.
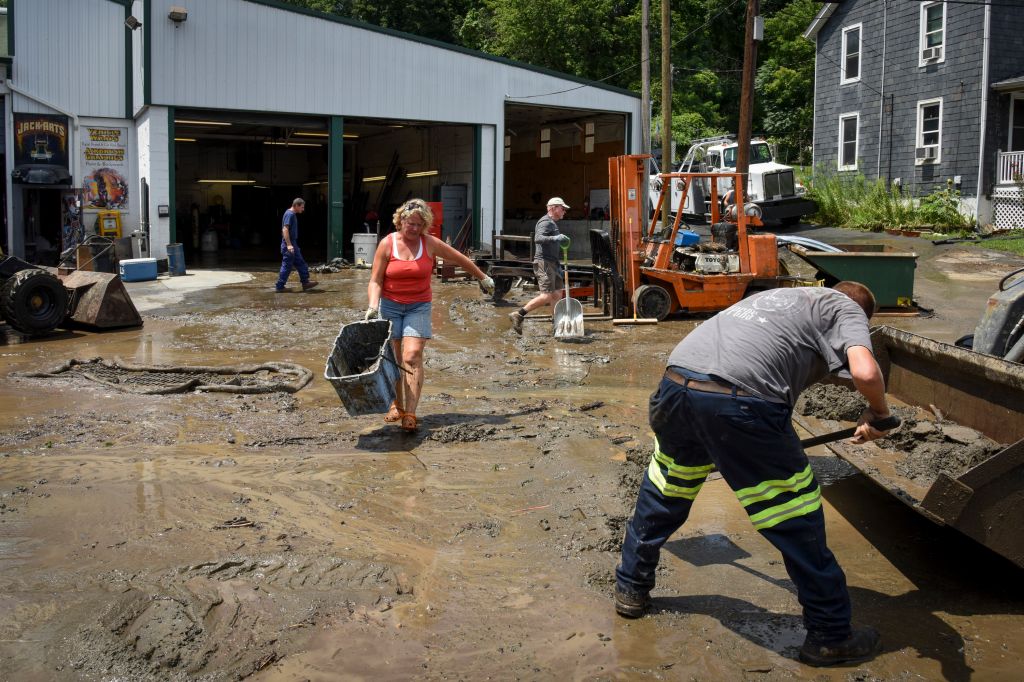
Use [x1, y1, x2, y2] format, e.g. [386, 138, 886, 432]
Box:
[0, 268, 68, 335]
[633, 284, 672, 321]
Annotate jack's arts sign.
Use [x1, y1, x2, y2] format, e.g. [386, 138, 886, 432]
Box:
[14, 114, 69, 168]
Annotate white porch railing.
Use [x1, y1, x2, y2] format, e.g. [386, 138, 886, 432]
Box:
[997, 150, 1024, 185]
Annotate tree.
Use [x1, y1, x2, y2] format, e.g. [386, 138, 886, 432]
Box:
[460, 0, 639, 89]
[756, 0, 817, 164]
[277, 0, 476, 45]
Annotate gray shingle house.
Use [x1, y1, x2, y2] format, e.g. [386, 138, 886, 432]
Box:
[804, 0, 1024, 228]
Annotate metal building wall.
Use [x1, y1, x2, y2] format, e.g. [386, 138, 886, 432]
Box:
[145, 0, 637, 125]
[10, 0, 127, 119]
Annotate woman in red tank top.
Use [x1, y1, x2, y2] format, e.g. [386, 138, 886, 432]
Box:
[365, 199, 494, 431]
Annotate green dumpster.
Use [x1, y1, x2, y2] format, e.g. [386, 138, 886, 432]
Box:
[788, 244, 917, 309]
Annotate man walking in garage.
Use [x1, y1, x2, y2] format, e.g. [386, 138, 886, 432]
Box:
[275, 197, 318, 293]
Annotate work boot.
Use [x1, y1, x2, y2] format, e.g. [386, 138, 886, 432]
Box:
[302, 280, 319, 291]
[274, 287, 286, 293]
[799, 626, 881, 667]
[508, 311, 524, 335]
[614, 585, 650, 619]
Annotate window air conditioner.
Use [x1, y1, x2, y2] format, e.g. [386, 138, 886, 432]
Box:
[916, 146, 938, 161]
[922, 46, 942, 61]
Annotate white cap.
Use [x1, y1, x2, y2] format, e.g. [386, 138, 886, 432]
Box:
[547, 197, 570, 209]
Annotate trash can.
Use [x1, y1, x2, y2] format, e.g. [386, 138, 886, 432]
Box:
[166, 243, 186, 276]
[351, 233, 377, 265]
[201, 230, 218, 253]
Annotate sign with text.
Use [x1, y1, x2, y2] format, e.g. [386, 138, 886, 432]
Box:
[80, 126, 129, 210]
[13, 113, 69, 168]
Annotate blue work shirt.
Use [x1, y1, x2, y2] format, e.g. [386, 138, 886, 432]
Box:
[281, 209, 299, 248]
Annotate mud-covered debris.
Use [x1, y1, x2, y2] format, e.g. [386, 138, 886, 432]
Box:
[800, 383, 1006, 485]
[576, 401, 604, 412]
[454, 520, 502, 539]
[310, 257, 350, 273]
[214, 516, 255, 529]
[796, 384, 865, 421]
[427, 422, 501, 443]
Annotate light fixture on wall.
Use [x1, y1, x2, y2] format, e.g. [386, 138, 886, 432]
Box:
[174, 137, 197, 142]
[168, 6, 188, 23]
[363, 175, 387, 183]
[124, 15, 142, 30]
[197, 179, 256, 184]
[406, 170, 439, 178]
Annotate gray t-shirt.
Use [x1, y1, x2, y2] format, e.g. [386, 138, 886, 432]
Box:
[533, 215, 563, 263]
[666, 287, 873, 406]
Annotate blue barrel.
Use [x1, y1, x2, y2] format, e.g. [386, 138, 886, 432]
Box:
[166, 243, 186, 276]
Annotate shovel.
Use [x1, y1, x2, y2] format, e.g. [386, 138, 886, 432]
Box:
[800, 415, 901, 448]
[553, 239, 584, 338]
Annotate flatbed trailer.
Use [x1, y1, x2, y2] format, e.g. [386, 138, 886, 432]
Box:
[474, 257, 595, 303]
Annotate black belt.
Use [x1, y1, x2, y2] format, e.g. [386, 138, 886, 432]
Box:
[663, 369, 751, 397]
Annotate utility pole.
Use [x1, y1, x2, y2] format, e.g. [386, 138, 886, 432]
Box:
[641, 0, 650, 156]
[736, 0, 760, 183]
[660, 0, 671, 229]
[641, 0, 651, 222]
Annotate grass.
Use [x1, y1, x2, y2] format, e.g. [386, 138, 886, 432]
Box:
[971, 235, 1024, 257]
[805, 171, 976, 233]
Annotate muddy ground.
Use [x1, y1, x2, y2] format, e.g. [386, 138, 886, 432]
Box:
[1, 228, 1023, 681]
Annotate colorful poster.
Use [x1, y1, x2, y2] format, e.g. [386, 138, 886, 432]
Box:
[61, 192, 85, 253]
[81, 126, 129, 209]
[13, 113, 70, 168]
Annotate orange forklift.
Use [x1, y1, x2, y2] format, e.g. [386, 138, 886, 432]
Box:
[591, 154, 807, 320]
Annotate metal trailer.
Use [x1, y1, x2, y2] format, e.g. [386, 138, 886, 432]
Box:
[796, 326, 1024, 569]
[474, 258, 596, 304]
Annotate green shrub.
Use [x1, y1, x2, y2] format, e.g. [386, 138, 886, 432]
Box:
[806, 170, 976, 232]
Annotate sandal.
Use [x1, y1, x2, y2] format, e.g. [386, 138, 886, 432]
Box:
[400, 413, 418, 432]
[384, 401, 403, 423]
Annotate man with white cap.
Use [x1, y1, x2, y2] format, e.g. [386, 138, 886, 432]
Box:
[509, 197, 571, 334]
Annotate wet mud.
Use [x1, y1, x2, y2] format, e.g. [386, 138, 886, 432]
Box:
[2, 232, 1024, 680]
[797, 383, 1006, 486]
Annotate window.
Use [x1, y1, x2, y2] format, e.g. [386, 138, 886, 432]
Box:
[838, 113, 859, 171]
[723, 147, 736, 168]
[539, 127, 551, 158]
[583, 122, 595, 154]
[841, 24, 862, 83]
[916, 99, 942, 164]
[751, 143, 773, 163]
[1011, 97, 1024, 152]
[920, 2, 945, 64]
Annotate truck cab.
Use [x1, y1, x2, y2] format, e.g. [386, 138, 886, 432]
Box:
[650, 137, 816, 226]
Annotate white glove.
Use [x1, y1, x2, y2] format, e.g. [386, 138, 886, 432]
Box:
[558, 234, 571, 245]
[480, 276, 495, 294]
[364, 307, 379, 321]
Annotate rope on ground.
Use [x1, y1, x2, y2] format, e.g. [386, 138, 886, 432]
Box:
[12, 357, 313, 394]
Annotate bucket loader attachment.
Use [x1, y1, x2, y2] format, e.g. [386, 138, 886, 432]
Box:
[60, 270, 143, 329]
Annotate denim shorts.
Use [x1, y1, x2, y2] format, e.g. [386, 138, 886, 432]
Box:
[379, 298, 432, 340]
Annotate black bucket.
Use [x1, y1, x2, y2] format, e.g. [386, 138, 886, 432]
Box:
[324, 320, 399, 416]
